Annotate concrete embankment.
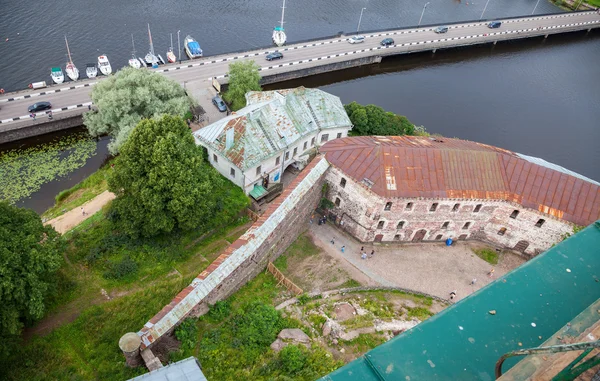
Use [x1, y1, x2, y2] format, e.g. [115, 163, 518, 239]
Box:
[0, 114, 83, 144]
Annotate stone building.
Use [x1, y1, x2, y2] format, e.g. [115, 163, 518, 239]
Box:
[321, 135, 600, 256]
[193, 87, 351, 195]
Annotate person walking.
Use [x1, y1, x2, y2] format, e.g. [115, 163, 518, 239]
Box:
[488, 268, 495, 278]
[369, 249, 375, 258]
[32, 113, 36, 121]
[330, 237, 335, 245]
[81, 207, 86, 216]
[341, 245, 345, 253]
[450, 290, 457, 300]
[470, 278, 477, 285]
[47, 110, 53, 120]
[361, 252, 367, 260]
[360, 246, 364, 252]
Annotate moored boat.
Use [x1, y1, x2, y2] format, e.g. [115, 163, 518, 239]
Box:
[97, 55, 112, 75]
[184, 35, 202, 59]
[64, 36, 79, 81]
[50, 67, 64, 84]
[272, 0, 287, 46]
[145, 24, 159, 68]
[129, 35, 141, 69]
[85, 63, 98, 78]
[167, 33, 176, 63]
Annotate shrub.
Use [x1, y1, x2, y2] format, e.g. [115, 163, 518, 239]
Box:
[297, 293, 310, 305]
[175, 318, 199, 350]
[279, 345, 307, 374]
[208, 300, 232, 322]
[231, 301, 284, 349]
[407, 306, 434, 321]
[103, 256, 138, 279]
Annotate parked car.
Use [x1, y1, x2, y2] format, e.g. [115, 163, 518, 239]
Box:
[380, 38, 394, 46]
[348, 35, 365, 44]
[27, 101, 52, 113]
[434, 26, 449, 34]
[266, 52, 284, 61]
[488, 21, 502, 29]
[212, 95, 227, 112]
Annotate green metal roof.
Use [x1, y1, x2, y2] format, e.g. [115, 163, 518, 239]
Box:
[249, 184, 267, 200]
[322, 221, 600, 381]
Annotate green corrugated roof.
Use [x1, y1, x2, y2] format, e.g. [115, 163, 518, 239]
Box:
[249, 185, 267, 200]
[322, 221, 600, 381]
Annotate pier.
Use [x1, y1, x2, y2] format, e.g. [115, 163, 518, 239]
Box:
[0, 10, 599, 143]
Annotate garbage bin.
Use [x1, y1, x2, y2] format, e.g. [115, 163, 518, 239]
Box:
[446, 237, 453, 246]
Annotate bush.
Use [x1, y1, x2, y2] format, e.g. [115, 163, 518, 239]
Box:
[406, 306, 434, 321]
[103, 256, 138, 279]
[208, 300, 232, 322]
[231, 301, 284, 350]
[175, 318, 199, 350]
[279, 345, 307, 374]
[297, 293, 310, 305]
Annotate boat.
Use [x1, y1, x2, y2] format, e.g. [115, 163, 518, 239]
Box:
[50, 67, 64, 84]
[97, 55, 112, 75]
[138, 57, 147, 67]
[85, 63, 97, 78]
[167, 33, 176, 63]
[272, 0, 287, 46]
[158, 54, 166, 65]
[129, 35, 141, 69]
[145, 24, 159, 68]
[184, 35, 202, 59]
[64, 36, 79, 81]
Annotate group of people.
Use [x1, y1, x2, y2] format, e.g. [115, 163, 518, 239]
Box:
[29, 110, 53, 121]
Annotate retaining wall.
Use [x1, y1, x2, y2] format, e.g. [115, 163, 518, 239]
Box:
[0, 114, 83, 144]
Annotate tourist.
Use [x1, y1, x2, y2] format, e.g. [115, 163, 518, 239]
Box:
[47, 110, 53, 120]
[31, 113, 36, 121]
[488, 268, 495, 277]
[310, 214, 314, 224]
[360, 246, 364, 252]
[330, 237, 335, 245]
[370, 250, 375, 258]
[361, 252, 367, 260]
[81, 207, 86, 216]
[341, 245, 345, 253]
[470, 278, 477, 285]
[450, 290, 457, 300]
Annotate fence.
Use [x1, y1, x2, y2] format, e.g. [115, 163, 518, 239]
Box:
[267, 262, 303, 295]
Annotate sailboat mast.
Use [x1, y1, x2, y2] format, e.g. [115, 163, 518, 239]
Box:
[131, 34, 136, 55]
[170, 33, 173, 49]
[65, 36, 73, 63]
[280, 0, 286, 29]
[148, 24, 155, 55]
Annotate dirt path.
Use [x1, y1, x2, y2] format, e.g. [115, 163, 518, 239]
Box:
[46, 190, 115, 234]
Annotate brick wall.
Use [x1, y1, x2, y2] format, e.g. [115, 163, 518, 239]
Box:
[135, 156, 329, 351]
[325, 166, 574, 256]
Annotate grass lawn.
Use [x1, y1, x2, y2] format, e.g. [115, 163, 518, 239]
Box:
[472, 248, 499, 265]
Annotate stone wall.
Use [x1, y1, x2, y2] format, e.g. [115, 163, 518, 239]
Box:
[133, 155, 330, 354]
[325, 166, 574, 256]
[0, 114, 83, 144]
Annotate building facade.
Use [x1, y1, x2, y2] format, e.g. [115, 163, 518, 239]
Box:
[194, 87, 351, 195]
[321, 136, 600, 256]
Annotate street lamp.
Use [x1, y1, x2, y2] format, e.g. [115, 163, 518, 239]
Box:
[177, 30, 181, 63]
[357, 7, 367, 34]
[532, 0, 541, 14]
[480, 0, 491, 20]
[418, 2, 430, 26]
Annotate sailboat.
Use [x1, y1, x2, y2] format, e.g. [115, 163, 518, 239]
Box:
[64, 36, 79, 81]
[167, 33, 176, 63]
[50, 67, 64, 84]
[129, 35, 141, 69]
[97, 55, 112, 75]
[272, 0, 287, 46]
[145, 24, 159, 68]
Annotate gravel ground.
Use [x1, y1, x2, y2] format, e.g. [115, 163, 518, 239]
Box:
[309, 221, 526, 301]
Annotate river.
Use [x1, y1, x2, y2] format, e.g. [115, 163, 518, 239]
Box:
[1, 0, 599, 214]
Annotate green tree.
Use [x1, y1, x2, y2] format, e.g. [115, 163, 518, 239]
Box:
[0, 202, 63, 357]
[83, 67, 193, 154]
[223, 61, 262, 111]
[108, 115, 223, 238]
[344, 101, 417, 136]
[279, 345, 307, 374]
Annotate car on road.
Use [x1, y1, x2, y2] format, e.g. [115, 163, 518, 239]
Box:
[380, 38, 394, 46]
[348, 35, 365, 44]
[212, 95, 227, 112]
[488, 21, 502, 29]
[434, 26, 449, 34]
[266, 52, 284, 61]
[28, 101, 52, 113]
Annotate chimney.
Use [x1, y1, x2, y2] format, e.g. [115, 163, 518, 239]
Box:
[225, 128, 234, 150]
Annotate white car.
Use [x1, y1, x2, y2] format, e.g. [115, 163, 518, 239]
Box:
[348, 35, 365, 44]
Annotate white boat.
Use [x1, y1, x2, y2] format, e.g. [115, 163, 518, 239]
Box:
[64, 36, 79, 81]
[85, 63, 98, 78]
[50, 67, 64, 84]
[158, 54, 166, 65]
[167, 33, 176, 63]
[129, 35, 141, 69]
[272, 0, 287, 46]
[97, 55, 112, 75]
[184, 35, 203, 59]
[145, 24, 159, 68]
[138, 57, 147, 66]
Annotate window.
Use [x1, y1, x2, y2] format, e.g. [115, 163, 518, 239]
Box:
[311, 137, 315, 146]
[213, 154, 218, 163]
[256, 166, 261, 176]
[473, 204, 482, 213]
[535, 219, 545, 228]
[435, 234, 443, 240]
[463, 222, 471, 229]
[452, 203, 460, 212]
[285, 151, 290, 161]
[430, 203, 438, 212]
[321, 134, 329, 143]
[394, 234, 401, 241]
[337, 132, 342, 139]
[384, 202, 392, 211]
[293, 147, 297, 156]
[510, 210, 520, 219]
[406, 202, 413, 211]
[276, 156, 280, 165]
[340, 178, 346, 188]
[335, 197, 341, 207]
[397, 221, 405, 229]
[303, 141, 307, 151]
[230, 168, 235, 178]
[498, 227, 507, 236]
[377, 221, 385, 229]
[441, 221, 449, 229]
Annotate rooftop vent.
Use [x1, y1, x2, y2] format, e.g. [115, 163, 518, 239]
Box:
[362, 178, 374, 188]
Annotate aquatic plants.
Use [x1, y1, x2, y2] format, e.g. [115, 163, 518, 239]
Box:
[0, 133, 97, 205]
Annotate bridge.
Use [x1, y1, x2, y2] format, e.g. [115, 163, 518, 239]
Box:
[0, 10, 598, 141]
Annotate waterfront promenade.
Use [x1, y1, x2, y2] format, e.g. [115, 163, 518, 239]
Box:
[0, 11, 598, 134]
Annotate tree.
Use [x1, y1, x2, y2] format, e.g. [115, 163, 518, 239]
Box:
[223, 61, 262, 111]
[83, 67, 193, 154]
[0, 202, 63, 357]
[108, 115, 223, 238]
[344, 102, 416, 136]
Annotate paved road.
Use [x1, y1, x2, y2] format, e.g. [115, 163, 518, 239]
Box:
[1, 11, 598, 129]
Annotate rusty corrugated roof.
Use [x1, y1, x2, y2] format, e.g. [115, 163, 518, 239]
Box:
[321, 136, 600, 226]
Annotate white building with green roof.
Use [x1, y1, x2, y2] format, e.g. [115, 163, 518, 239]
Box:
[193, 87, 352, 196]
